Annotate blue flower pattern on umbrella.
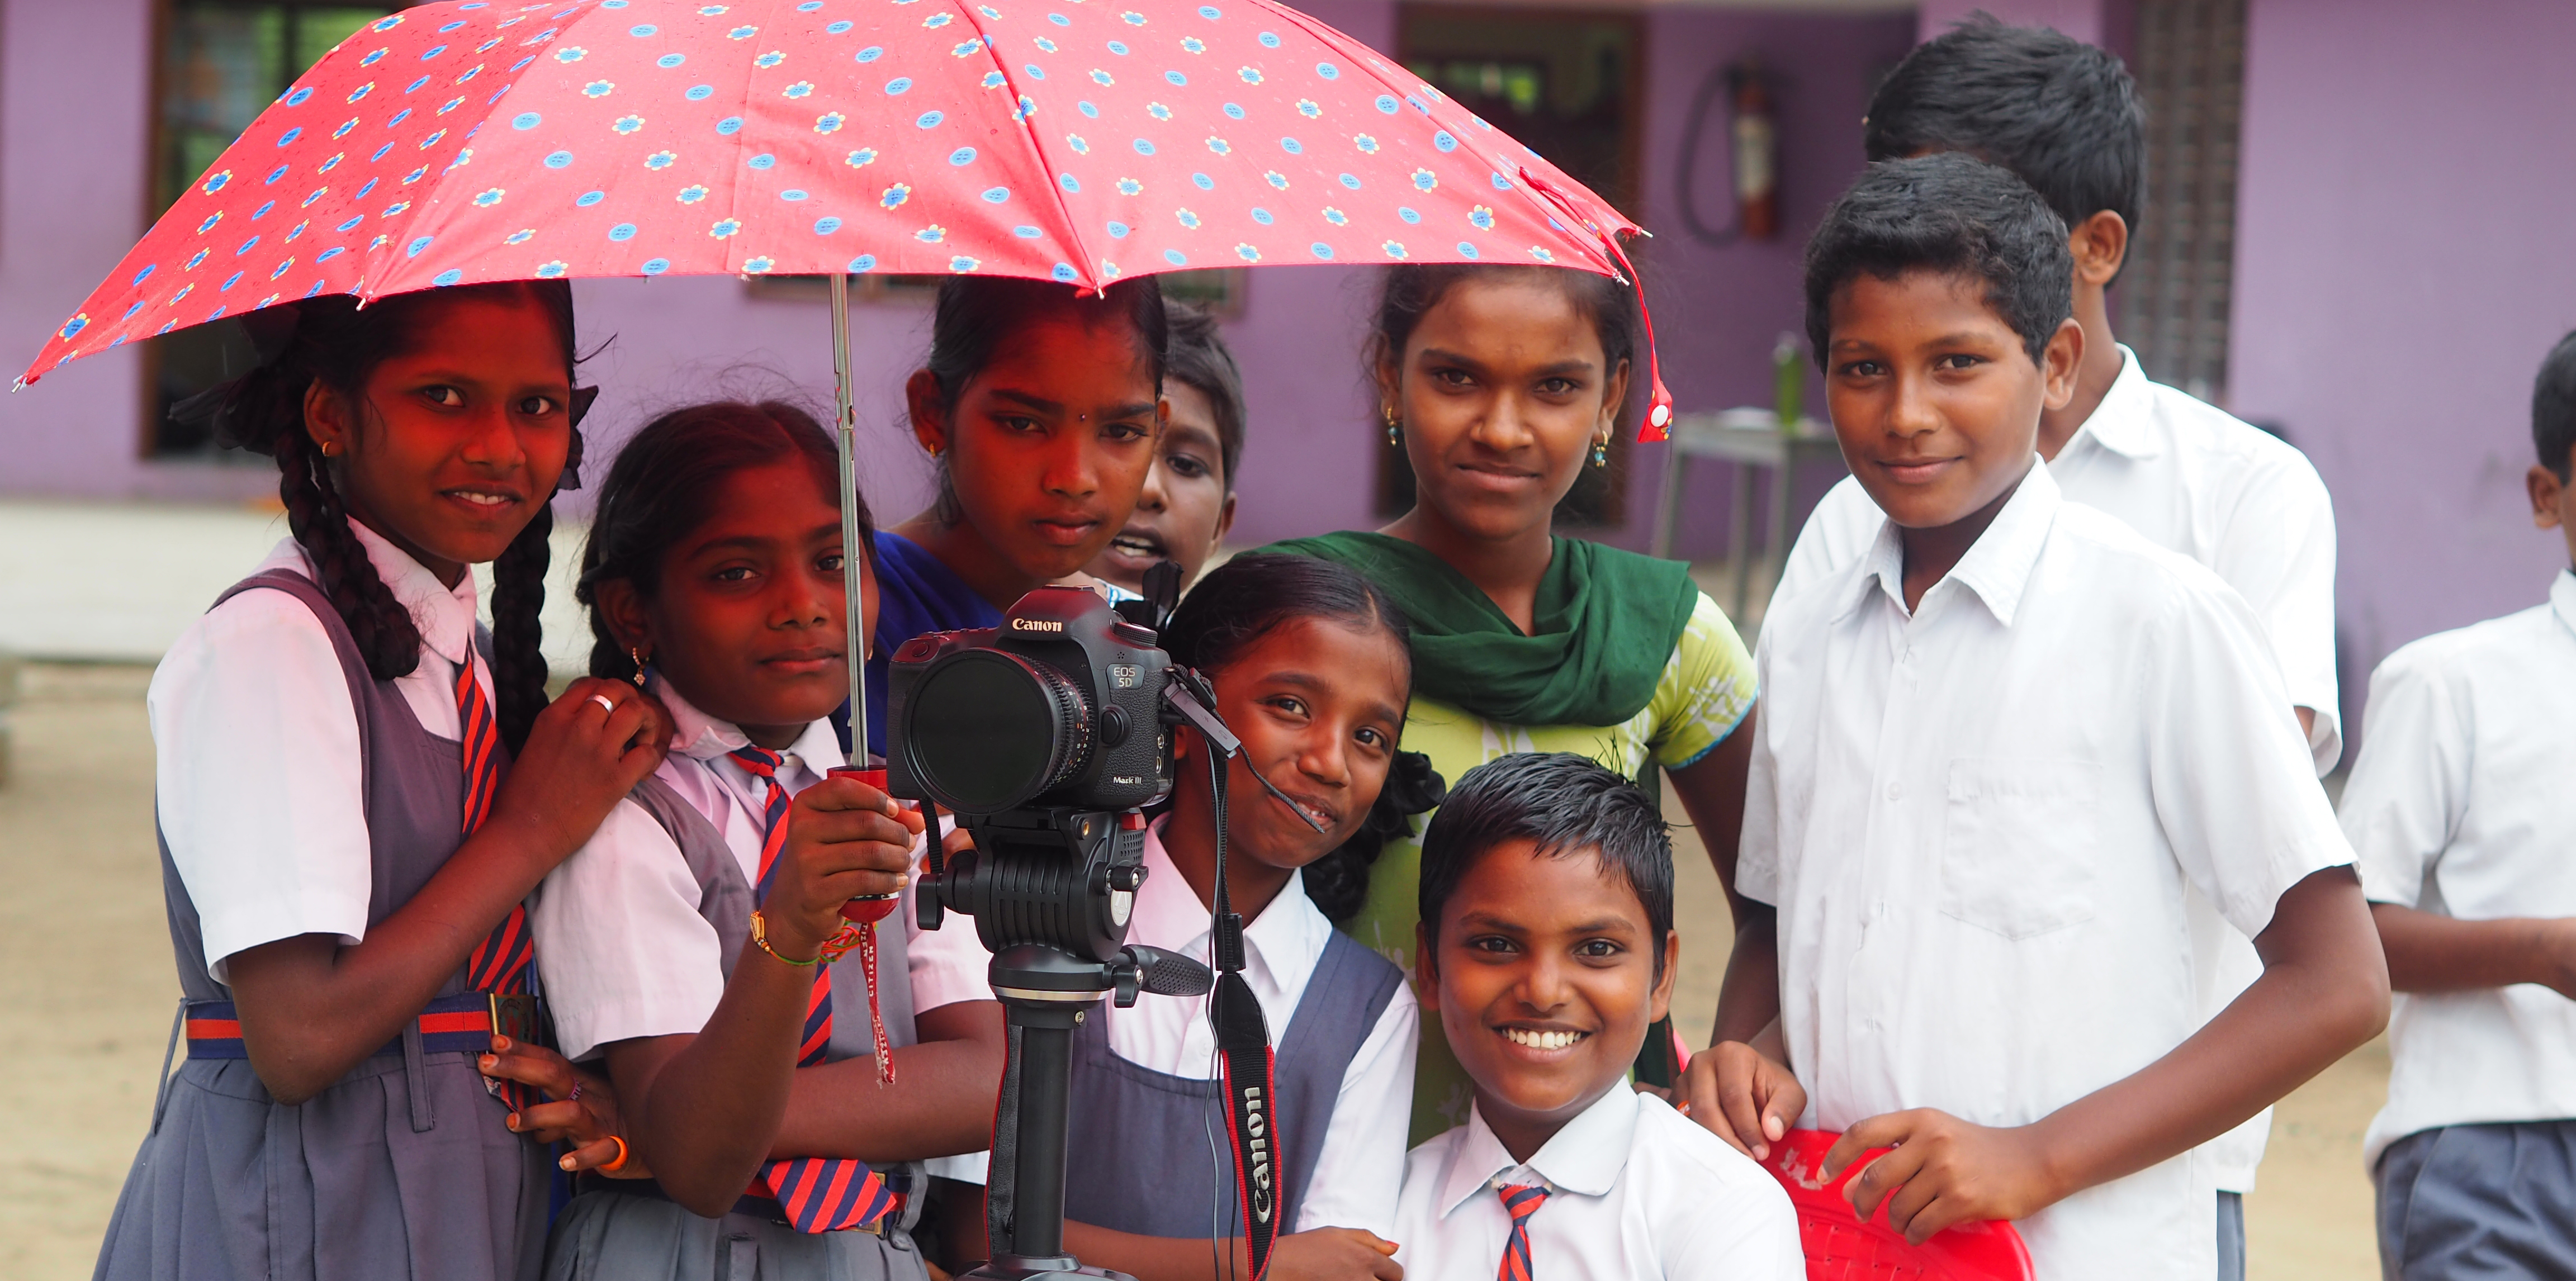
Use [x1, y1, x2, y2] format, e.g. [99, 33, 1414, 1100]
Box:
[29, 0, 1637, 385]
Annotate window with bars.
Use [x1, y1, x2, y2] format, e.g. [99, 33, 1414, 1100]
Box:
[2121, 0, 2246, 404]
[147, 1, 392, 457]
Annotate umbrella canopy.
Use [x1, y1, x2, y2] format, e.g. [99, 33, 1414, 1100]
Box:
[24, 0, 1670, 431]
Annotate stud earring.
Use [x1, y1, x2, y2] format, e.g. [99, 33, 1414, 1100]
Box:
[628, 646, 648, 690]
[1592, 438, 1609, 468]
[927, 443, 943, 459]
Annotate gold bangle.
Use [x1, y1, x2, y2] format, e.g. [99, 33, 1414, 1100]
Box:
[748, 910, 823, 966]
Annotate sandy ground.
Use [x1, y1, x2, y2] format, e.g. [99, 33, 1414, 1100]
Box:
[0, 662, 2385, 1279]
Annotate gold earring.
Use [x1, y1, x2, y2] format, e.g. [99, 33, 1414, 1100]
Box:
[628, 646, 648, 689]
[927, 443, 943, 459]
[1384, 405, 1401, 448]
[320, 440, 341, 458]
[1592, 438, 1609, 468]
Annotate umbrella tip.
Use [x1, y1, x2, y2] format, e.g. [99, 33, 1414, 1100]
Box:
[9, 376, 26, 394]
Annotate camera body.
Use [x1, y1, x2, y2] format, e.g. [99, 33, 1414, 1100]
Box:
[886, 586, 1175, 815]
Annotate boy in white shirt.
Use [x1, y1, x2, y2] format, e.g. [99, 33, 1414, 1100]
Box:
[2345, 331, 2576, 1278]
[1393, 753, 1801, 1281]
[1755, 34, 2339, 1268]
[1702, 153, 2386, 1281]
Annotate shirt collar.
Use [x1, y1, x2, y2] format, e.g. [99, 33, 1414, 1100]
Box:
[2063, 345, 2161, 461]
[1843, 459, 2062, 628]
[340, 518, 479, 667]
[1434, 1085, 1642, 1218]
[2553, 569, 2576, 640]
[652, 673, 845, 774]
[1137, 818, 1322, 994]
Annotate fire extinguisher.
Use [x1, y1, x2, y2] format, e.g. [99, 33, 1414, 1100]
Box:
[1679, 59, 1779, 245]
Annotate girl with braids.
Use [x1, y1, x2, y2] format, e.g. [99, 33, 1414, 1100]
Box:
[527, 401, 1003, 1281]
[105, 282, 665, 1281]
[1259, 264, 1761, 1144]
[1049, 553, 1442, 1281]
[858, 274, 1168, 755]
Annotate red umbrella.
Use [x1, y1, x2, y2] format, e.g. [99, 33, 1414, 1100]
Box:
[21, 0, 1672, 434]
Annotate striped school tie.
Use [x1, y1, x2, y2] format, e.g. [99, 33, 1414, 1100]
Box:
[456, 657, 536, 1112]
[730, 746, 896, 1235]
[1497, 1182, 1550, 1281]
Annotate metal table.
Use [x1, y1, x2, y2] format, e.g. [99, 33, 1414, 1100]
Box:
[1649, 408, 1848, 621]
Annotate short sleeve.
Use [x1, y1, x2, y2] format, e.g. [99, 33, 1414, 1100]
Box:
[1646, 593, 1758, 770]
[149, 586, 374, 982]
[2144, 578, 2354, 940]
[1294, 979, 1420, 1237]
[528, 800, 728, 1062]
[1732, 623, 1783, 909]
[2211, 449, 2342, 771]
[2338, 643, 2470, 909]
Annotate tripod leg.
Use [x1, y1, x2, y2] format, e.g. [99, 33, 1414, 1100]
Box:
[1009, 1014, 1076, 1260]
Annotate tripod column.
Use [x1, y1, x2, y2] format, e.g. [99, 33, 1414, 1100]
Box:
[1006, 1004, 1081, 1259]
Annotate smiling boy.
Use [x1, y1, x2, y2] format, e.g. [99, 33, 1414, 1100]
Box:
[1391, 753, 1800, 1281]
[1705, 154, 2386, 1280]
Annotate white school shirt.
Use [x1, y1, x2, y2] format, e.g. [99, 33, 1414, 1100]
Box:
[151, 521, 494, 981]
[2346, 570, 2576, 1168]
[1735, 462, 2351, 1281]
[1390, 1085, 1802, 1281]
[1770, 348, 2336, 1193]
[1082, 819, 1419, 1238]
[528, 678, 993, 1062]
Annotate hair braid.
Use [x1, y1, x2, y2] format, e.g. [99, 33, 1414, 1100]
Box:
[275, 421, 423, 681]
[489, 500, 555, 753]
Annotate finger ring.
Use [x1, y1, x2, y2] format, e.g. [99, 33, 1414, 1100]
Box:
[589, 694, 616, 714]
[602, 1134, 632, 1174]
[568, 1080, 583, 1102]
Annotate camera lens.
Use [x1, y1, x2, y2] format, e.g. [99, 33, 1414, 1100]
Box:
[903, 649, 1095, 812]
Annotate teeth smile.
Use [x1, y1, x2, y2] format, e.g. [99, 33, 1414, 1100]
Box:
[1504, 1028, 1585, 1051]
[451, 492, 510, 507]
[1111, 534, 1162, 556]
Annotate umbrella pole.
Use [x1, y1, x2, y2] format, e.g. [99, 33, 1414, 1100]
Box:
[831, 271, 870, 761]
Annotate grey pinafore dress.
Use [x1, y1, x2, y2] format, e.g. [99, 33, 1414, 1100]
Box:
[543, 772, 933, 1281]
[1061, 928, 1404, 1240]
[95, 570, 552, 1281]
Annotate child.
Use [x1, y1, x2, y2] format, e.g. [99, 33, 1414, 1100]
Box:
[865, 276, 1168, 755]
[1705, 153, 2385, 1280]
[1392, 753, 1801, 1280]
[530, 401, 1006, 1280]
[1263, 263, 1758, 1142]
[1088, 300, 1246, 594]
[1753, 29, 2343, 1261]
[101, 283, 665, 1281]
[966, 553, 1432, 1281]
[2345, 331, 2576, 1278]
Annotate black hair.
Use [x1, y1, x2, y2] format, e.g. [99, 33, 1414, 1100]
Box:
[1864, 13, 2144, 248]
[1163, 300, 1247, 494]
[920, 275, 1169, 525]
[1366, 264, 1640, 434]
[1161, 553, 1442, 922]
[196, 282, 581, 753]
[1418, 752, 1674, 979]
[1804, 153, 2075, 371]
[2535, 331, 2576, 482]
[577, 400, 860, 685]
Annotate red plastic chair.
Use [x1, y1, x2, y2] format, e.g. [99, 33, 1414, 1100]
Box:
[1761, 1129, 2035, 1281]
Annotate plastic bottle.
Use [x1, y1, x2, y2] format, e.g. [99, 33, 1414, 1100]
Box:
[1772, 331, 1803, 433]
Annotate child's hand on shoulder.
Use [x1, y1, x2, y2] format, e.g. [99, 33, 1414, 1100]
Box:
[1269, 1228, 1402, 1281]
[1677, 1040, 1807, 1162]
[1825, 1109, 2063, 1245]
[494, 678, 670, 855]
[764, 775, 923, 961]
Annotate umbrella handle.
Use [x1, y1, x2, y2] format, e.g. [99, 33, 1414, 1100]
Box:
[1518, 168, 1678, 442]
[831, 272, 870, 758]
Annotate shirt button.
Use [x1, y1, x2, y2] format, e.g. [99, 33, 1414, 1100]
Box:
[1886, 782, 1903, 801]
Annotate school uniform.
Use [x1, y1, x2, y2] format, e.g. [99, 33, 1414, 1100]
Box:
[529, 680, 989, 1281]
[1052, 818, 1419, 1242]
[2342, 570, 2576, 1278]
[100, 523, 550, 1281]
[1773, 347, 2336, 1254]
[1390, 1085, 1802, 1281]
[1737, 462, 2351, 1281]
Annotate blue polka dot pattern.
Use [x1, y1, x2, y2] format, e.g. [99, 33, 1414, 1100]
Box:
[26, 0, 1638, 389]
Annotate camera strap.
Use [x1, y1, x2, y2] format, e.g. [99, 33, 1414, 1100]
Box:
[1205, 747, 1282, 1280]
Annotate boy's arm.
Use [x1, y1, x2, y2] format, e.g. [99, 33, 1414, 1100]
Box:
[1678, 902, 1806, 1161]
[1060, 1223, 1400, 1281]
[2373, 905, 2576, 995]
[1829, 864, 2386, 1243]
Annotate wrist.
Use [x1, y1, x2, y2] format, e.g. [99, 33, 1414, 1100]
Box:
[2016, 1114, 2085, 1208]
[749, 909, 830, 967]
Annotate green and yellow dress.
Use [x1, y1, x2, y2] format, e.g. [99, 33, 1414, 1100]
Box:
[1257, 531, 1756, 1141]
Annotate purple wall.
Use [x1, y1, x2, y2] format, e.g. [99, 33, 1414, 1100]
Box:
[2231, 0, 2576, 717]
